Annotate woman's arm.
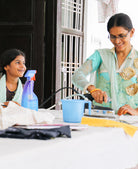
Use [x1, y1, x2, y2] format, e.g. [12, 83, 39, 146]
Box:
[72, 59, 94, 92]
[72, 60, 108, 104]
[72, 50, 108, 103]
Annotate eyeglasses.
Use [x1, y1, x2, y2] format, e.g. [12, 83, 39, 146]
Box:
[108, 32, 130, 40]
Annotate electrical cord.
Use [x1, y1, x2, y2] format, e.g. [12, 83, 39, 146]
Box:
[39, 87, 82, 108]
[39, 86, 113, 111]
[47, 93, 89, 110]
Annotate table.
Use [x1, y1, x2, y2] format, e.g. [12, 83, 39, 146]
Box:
[0, 110, 138, 169]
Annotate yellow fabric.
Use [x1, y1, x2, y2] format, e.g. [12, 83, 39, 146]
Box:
[81, 117, 138, 137]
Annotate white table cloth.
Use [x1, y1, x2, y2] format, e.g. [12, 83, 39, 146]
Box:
[0, 110, 138, 169]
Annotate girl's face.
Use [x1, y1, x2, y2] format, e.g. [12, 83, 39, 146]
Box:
[109, 26, 135, 52]
[4, 55, 26, 78]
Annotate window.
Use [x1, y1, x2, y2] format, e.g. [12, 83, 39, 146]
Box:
[56, 0, 85, 103]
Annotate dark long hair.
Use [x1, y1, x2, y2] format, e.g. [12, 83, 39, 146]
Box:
[0, 48, 26, 75]
[107, 13, 133, 32]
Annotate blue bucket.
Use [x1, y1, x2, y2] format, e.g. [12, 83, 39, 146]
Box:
[61, 99, 91, 123]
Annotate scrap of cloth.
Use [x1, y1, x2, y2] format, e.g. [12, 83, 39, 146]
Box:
[97, 0, 119, 23]
[0, 125, 71, 140]
[81, 117, 138, 137]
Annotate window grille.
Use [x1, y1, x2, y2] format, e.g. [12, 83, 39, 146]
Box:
[62, 0, 83, 31]
[56, 0, 85, 105]
[61, 33, 82, 99]
[61, 0, 84, 99]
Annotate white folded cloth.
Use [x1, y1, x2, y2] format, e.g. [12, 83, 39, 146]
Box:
[0, 101, 55, 129]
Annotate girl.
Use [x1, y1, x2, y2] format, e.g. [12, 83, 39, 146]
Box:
[0, 49, 26, 106]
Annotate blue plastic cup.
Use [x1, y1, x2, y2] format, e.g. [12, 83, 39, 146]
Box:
[61, 99, 91, 123]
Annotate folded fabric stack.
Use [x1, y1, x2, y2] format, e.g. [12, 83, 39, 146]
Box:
[0, 101, 55, 129]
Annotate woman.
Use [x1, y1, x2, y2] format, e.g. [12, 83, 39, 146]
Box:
[0, 49, 26, 106]
[72, 13, 138, 115]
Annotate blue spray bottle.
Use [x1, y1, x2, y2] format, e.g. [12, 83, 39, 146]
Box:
[21, 70, 38, 111]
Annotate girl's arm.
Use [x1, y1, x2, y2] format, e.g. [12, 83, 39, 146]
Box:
[2, 101, 21, 108]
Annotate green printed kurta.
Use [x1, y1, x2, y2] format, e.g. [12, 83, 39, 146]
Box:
[72, 47, 138, 113]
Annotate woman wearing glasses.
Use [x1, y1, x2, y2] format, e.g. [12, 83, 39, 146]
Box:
[72, 13, 138, 115]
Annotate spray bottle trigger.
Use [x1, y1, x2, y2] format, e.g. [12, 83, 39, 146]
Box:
[31, 70, 37, 80]
[31, 75, 36, 81]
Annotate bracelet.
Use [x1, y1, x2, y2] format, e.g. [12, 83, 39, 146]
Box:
[2, 104, 7, 107]
[89, 88, 101, 94]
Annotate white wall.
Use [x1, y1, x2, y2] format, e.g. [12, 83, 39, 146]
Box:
[85, 0, 138, 59]
[85, 0, 112, 59]
[118, 0, 138, 49]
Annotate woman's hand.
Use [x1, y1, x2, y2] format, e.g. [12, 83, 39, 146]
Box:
[87, 85, 108, 104]
[117, 104, 138, 116]
[91, 90, 108, 104]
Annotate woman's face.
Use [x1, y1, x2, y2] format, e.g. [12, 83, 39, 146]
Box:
[109, 26, 135, 52]
[4, 55, 26, 78]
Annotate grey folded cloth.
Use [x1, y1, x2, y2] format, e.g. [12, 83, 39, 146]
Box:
[0, 125, 71, 140]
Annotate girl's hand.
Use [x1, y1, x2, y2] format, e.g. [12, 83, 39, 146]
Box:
[117, 104, 138, 116]
[91, 89, 108, 104]
[2, 101, 20, 108]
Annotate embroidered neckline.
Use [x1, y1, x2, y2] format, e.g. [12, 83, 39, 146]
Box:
[110, 46, 134, 59]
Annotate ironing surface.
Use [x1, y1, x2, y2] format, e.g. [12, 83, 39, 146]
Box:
[84, 108, 138, 126]
[84, 108, 115, 119]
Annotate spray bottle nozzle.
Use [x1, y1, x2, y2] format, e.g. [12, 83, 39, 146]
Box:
[31, 74, 36, 81]
[25, 70, 37, 81]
